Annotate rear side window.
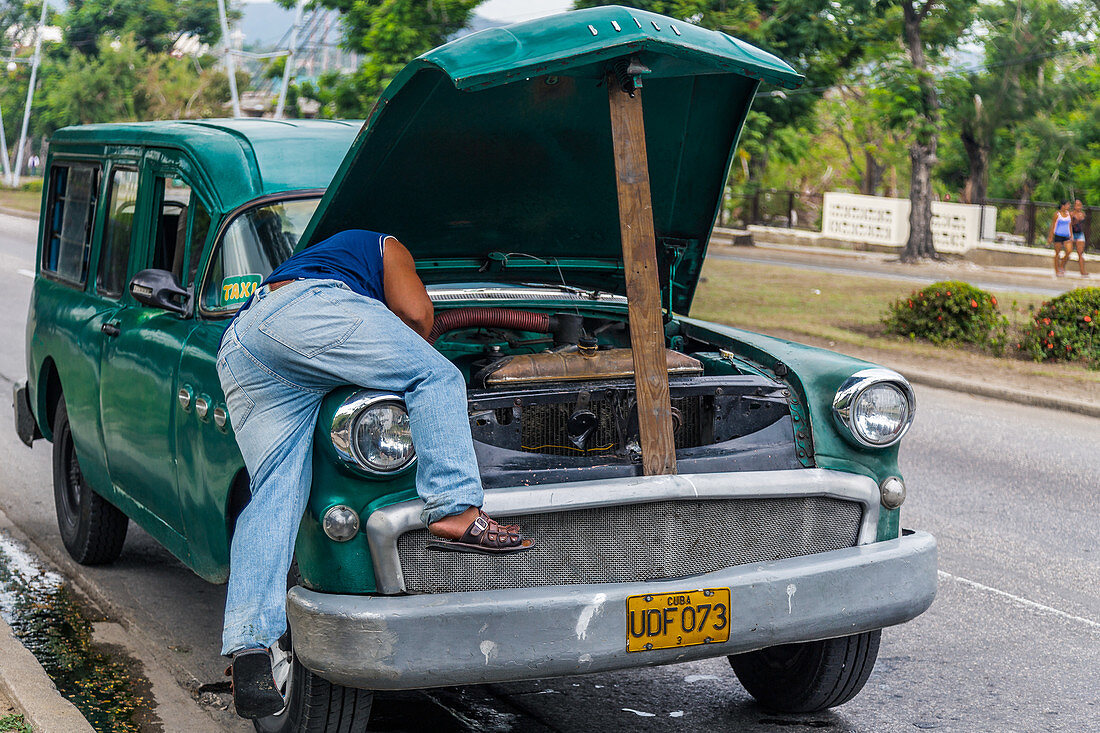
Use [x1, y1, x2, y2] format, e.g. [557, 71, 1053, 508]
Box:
[97, 168, 139, 298]
[151, 177, 191, 282]
[41, 163, 100, 285]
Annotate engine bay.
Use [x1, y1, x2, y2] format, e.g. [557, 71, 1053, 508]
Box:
[431, 308, 803, 486]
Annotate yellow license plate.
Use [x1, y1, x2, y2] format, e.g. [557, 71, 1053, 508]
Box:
[626, 588, 731, 652]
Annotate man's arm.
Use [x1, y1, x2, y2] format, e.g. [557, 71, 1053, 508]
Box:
[382, 237, 434, 340]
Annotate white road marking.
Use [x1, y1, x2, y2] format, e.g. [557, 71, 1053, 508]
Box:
[16, 269, 34, 279]
[622, 708, 656, 717]
[683, 674, 719, 683]
[938, 570, 1100, 631]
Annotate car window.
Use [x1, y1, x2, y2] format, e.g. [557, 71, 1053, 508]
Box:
[41, 163, 100, 286]
[97, 168, 140, 299]
[201, 197, 319, 312]
[151, 176, 191, 282]
[187, 200, 211, 288]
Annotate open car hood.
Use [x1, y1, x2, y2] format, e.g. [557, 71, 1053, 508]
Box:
[299, 5, 802, 313]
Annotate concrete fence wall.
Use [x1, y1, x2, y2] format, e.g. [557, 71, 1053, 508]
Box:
[822, 192, 997, 254]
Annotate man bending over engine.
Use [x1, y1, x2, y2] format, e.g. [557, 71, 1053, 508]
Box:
[216, 229, 532, 719]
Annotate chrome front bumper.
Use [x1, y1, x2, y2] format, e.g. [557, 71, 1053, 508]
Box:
[287, 529, 937, 690]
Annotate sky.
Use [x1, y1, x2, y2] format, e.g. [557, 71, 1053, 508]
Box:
[237, 0, 576, 23]
[477, 0, 574, 23]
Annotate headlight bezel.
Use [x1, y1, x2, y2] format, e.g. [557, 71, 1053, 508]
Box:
[832, 368, 916, 449]
[331, 391, 417, 475]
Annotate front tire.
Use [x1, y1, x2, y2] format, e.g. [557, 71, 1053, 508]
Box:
[52, 398, 128, 565]
[728, 630, 881, 713]
[254, 651, 374, 733]
[254, 566, 374, 732]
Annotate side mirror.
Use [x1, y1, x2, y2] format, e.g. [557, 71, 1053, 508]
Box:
[129, 269, 190, 316]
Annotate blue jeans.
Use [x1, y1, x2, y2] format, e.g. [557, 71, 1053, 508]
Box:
[216, 279, 483, 655]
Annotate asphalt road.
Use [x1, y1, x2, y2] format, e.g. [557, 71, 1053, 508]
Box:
[0, 215, 1097, 732]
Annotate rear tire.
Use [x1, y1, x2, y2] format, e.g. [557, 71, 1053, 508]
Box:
[52, 398, 128, 565]
[254, 565, 374, 732]
[728, 630, 881, 713]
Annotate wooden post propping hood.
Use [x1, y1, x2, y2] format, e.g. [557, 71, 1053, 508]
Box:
[608, 61, 677, 476]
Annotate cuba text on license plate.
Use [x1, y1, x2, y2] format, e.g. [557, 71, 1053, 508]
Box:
[626, 588, 731, 652]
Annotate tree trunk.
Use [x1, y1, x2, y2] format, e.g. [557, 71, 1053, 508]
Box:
[905, 141, 938, 260]
[960, 130, 988, 205]
[900, 1, 940, 262]
[864, 149, 884, 196]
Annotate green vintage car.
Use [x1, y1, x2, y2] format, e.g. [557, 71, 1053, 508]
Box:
[14, 6, 936, 731]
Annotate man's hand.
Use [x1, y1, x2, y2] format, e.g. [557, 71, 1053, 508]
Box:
[383, 237, 434, 340]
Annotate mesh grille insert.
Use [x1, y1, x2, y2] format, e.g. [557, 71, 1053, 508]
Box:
[396, 497, 862, 594]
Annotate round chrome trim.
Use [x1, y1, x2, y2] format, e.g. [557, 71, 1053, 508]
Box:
[213, 406, 228, 429]
[330, 392, 417, 475]
[322, 504, 361, 542]
[832, 368, 916, 448]
[178, 386, 193, 411]
[195, 396, 210, 420]
[880, 476, 906, 509]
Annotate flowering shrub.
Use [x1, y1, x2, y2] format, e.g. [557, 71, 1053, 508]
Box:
[884, 281, 1008, 353]
[1019, 288, 1100, 366]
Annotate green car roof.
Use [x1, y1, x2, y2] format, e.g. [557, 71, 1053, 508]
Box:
[49, 118, 362, 211]
[302, 5, 803, 313]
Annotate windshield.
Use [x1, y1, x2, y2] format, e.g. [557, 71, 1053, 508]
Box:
[201, 197, 320, 312]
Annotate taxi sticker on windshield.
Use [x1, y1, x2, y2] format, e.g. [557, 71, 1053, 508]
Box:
[222, 274, 262, 306]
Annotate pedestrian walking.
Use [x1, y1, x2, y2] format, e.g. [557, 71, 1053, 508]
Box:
[1049, 201, 1074, 277]
[216, 229, 533, 719]
[1072, 198, 1088, 276]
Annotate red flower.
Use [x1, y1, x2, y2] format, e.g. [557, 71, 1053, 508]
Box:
[991, 296, 997, 306]
[1066, 345, 1072, 351]
[970, 299, 978, 308]
[1044, 318, 1051, 325]
[1048, 343, 1054, 349]
[1049, 331, 1054, 337]
[946, 291, 952, 296]
[937, 315, 943, 321]
[1086, 316, 1093, 323]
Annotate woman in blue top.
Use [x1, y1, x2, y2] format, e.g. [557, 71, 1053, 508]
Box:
[1071, 199, 1088, 277]
[216, 230, 532, 719]
[1049, 201, 1074, 277]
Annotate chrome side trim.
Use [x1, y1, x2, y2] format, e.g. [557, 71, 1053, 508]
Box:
[832, 368, 916, 448]
[366, 468, 880, 594]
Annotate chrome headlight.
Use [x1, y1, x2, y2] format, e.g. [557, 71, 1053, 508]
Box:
[832, 369, 915, 448]
[331, 392, 416, 474]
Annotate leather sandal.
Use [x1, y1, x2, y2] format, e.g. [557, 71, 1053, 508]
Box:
[426, 510, 533, 555]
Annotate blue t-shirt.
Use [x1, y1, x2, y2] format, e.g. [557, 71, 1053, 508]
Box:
[263, 229, 389, 304]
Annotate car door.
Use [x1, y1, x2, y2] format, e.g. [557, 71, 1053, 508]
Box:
[96, 153, 207, 556]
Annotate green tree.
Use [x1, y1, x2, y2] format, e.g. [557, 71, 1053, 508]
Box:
[574, 1, 881, 177]
[64, 0, 226, 55]
[941, 0, 1083, 205]
[282, 0, 485, 117]
[865, 1, 976, 261]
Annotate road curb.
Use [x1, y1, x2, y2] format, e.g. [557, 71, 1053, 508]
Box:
[0, 206, 37, 221]
[0, 615, 95, 732]
[901, 367, 1100, 419]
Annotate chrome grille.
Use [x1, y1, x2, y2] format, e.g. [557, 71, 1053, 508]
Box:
[396, 497, 862, 594]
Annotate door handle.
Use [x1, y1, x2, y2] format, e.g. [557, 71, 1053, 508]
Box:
[101, 321, 121, 337]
